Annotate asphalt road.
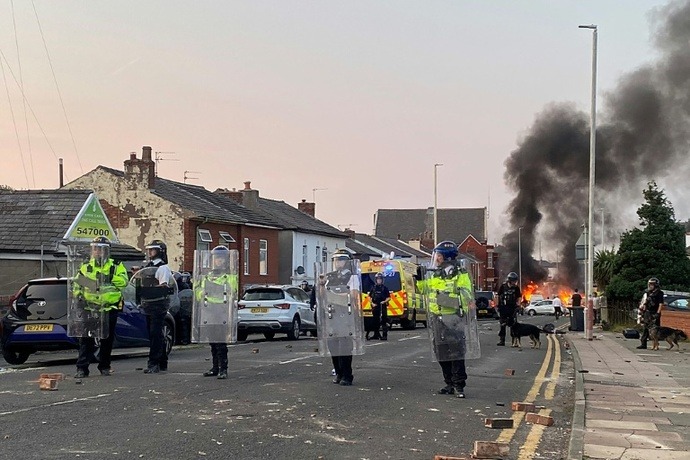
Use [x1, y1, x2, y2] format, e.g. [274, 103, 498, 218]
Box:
[0, 315, 574, 460]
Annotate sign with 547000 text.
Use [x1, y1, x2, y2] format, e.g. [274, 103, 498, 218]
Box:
[63, 193, 119, 243]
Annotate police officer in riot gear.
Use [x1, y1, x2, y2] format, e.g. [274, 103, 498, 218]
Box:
[497, 272, 521, 346]
[637, 277, 664, 350]
[141, 239, 173, 373]
[73, 237, 128, 378]
[367, 272, 391, 340]
[197, 246, 237, 379]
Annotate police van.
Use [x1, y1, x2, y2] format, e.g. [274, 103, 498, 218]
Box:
[360, 259, 427, 330]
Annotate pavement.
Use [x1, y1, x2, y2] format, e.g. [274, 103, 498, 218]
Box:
[567, 325, 690, 460]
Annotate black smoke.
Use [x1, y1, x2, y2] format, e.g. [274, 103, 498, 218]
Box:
[502, 0, 690, 288]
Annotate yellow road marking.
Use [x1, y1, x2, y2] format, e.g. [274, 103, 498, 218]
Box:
[545, 334, 561, 400]
[496, 334, 553, 444]
[518, 408, 553, 459]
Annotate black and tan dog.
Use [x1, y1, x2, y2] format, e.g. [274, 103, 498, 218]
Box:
[510, 320, 552, 349]
[650, 326, 688, 351]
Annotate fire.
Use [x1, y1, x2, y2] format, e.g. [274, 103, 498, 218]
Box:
[522, 281, 539, 301]
[557, 289, 573, 305]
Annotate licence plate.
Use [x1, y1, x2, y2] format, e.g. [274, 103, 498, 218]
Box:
[24, 324, 54, 332]
[251, 308, 269, 313]
[479, 310, 487, 314]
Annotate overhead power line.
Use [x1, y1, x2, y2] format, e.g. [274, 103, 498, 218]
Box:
[0, 55, 30, 188]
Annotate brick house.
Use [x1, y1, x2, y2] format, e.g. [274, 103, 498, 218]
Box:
[63, 147, 282, 288]
[458, 234, 499, 292]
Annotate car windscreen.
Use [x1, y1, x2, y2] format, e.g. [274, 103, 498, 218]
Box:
[361, 272, 402, 294]
[242, 289, 285, 301]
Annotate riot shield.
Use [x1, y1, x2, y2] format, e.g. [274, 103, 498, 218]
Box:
[125, 266, 178, 314]
[423, 264, 481, 361]
[315, 259, 365, 357]
[191, 249, 239, 344]
[66, 245, 108, 339]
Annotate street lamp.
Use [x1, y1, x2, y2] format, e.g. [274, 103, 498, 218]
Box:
[518, 226, 523, 290]
[433, 163, 443, 246]
[600, 207, 605, 249]
[579, 24, 597, 302]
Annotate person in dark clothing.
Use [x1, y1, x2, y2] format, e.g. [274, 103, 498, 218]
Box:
[637, 278, 664, 350]
[571, 289, 582, 307]
[496, 272, 521, 346]
[367, 272, 391, 340]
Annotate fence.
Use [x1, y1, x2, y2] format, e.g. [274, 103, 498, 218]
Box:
[600, 298, 638, 327]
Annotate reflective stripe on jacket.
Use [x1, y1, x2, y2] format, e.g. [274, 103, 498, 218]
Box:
[195, 274, 239, 304]
[418, 270, 473, 315]
[73, 258, 128, 311]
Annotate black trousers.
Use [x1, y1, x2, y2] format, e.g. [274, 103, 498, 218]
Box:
[439, 359, 467, 389]
[331, 355, 353, 383]
[209, 343, 228, 372]
[146, 310, 168, 369]
[498, 310, 516, 341]
[76, 309, 119, 373]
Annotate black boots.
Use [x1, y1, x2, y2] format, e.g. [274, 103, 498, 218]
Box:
[438, 385, 455, 395]
[203, 369, 219, 377]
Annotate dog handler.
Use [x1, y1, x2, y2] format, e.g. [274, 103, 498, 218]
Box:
[637, 277, 664, 350]
[497, 272, 521, 346]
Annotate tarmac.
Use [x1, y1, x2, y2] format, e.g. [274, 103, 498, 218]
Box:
[567, 325, 690, 460]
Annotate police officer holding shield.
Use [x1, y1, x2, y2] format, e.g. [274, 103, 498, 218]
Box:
[72, 237, 128, 378]
[496, 272, 521, 346]
[140, 239, 173, 374]
[418, 241, 479, 399]
[193, 246, 239, 379]
[316, 249, 364, 387]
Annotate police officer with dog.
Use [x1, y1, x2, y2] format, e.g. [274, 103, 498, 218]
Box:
[637, 277, 664, 350]
[497, 272, 521, 346]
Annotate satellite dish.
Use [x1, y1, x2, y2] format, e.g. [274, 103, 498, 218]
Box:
[296, 266, 305, 275]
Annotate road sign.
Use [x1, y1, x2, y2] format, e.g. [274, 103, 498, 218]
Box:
[63, 193, 119, 243]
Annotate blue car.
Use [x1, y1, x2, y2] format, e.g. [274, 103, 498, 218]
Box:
[1, 277, 175, 365]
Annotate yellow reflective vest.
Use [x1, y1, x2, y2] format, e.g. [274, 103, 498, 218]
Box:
[73, 258, 128, 311]
[418, 267, 473, 316]
[195, 273, 239, 304]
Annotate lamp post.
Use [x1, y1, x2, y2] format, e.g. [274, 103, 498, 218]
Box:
[579, 24, 597, 303]
[518, 226, 523, 290]
[600, 207, 605, 249]
[433, 163, 443, 246]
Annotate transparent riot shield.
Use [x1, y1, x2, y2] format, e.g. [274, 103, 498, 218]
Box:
[191, 249, 239, 344]
[315, 259, 365, 357]
[124, 266, 178, 315]
[66, 245, 107, 339]
[423, 263, 481, 361]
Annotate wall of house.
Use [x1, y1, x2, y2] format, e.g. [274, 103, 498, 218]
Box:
[64, 168, 187, 270]
[239, 226, 280, 287]
[181, 220, 241, 273]
[287, 233, 344, 286]
[459, 238, 498, 291]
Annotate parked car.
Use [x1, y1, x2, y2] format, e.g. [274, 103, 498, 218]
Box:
[1, 277, 176, 365]
[237, 285, 316, 341]
[524, 299, 556, 316]
[664, 294, 689, 312]
[475, 291, 498, 318]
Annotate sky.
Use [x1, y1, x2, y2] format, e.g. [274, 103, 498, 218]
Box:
[0, 0, 680, 254]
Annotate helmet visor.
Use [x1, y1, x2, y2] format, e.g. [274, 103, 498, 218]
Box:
[90, 242, 110, 263]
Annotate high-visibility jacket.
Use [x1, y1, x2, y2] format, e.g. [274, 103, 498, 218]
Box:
[73, 258, 128, 311]
[195, 273, 239, 304]
[418, 265, 473, 316]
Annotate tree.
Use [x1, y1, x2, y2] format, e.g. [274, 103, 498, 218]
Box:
[607, 181, 690, 300]
[593, 249, 617, 291]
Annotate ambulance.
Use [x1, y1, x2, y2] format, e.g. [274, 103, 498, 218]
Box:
[360, 259, 427, 330]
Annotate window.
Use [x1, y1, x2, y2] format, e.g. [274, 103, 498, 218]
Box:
[197, 228, 212, 251]
[315, 246, 320, 265]
[302, 245, 308, 272]
[243, 238, 250, 275]
[259, 239, 268, 275]
[219, 231, 235, 244]
[242, 288, 284, 301]
[322, 247, 328, 263]
[487, 251, 494, 269]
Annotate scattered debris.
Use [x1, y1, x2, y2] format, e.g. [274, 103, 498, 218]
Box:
[473, 441, 509, 459]
[511, 402, 536, 412]
[525, 412, 554, 427]
[39, 378, 58, 391]
[251, 348, 259, 354]
[504, 369, 515, 376]
[484, 418, 514, 429]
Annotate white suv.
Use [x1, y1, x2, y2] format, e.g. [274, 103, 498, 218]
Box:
[237, 285, 316, 341]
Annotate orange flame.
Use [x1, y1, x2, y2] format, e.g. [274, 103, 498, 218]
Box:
[522, 281, 539, 301]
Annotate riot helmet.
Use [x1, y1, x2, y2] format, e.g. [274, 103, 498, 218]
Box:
[507, 272, 519, 284]
[430, 240, 458, 268]
[375, 272, 384, 284]
[331, 249, 351, 271]
[648, 277, 660, 289]
[145, 239, 168, 264]
[90, 236, 111, 265]
[210, 245, 230, 273]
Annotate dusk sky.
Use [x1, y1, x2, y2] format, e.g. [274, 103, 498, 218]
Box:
[0, 1, 681, 255]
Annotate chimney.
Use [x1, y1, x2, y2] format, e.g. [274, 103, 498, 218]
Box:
[241, 181, 259, 209]
[343, 228, 356, 239]
[58, 158, 64, 188]
[298, 199, 315, 217]
[124, 146, 156, 190]
[215, 187, 243, 204]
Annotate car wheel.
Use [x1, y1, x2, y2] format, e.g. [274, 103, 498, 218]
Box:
[309, 329, 318, 337]
[263, 332, 275, 340]
[2, 348, 31, 365]
[237, 330, 249, 342]
[402, 312, 417, 330]
[528, 309, 536, 316]
[163, 320, 175, 356]
[286, 317, 301, 340]
[421, 321, 428, 328]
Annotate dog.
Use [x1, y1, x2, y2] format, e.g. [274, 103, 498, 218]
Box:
[510, 320, 552, 349]
[650, 326, 688, 351]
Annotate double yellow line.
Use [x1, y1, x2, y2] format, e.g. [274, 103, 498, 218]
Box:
[495, 333, 562, 459]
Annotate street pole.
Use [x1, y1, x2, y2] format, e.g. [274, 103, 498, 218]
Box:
[600, 207, 605, 249]
[580, 24, 597, 341]
[433, 163, 443, 246]
[518, 226, 523, 290]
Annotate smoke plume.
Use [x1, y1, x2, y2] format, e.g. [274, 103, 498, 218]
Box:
[502, 0, 690, 288]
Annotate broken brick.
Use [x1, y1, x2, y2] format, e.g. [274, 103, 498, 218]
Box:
[473, 441, 509, 459]
[433, 456, 468, 460]
[504, 369, 515, 376]
[484, 418, 514, 429]
[39, 373, 65, 381]
[525, 412, 554, 426]
[39, 378, 58, 391]
[251, 348, 259, 354]
[511, 402, 536, 412]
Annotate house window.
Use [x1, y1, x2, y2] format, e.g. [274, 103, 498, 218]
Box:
[197, 228, 212, 251]
[315, 246, 320, 266]
[259, 240, 268, 275]
[322, 247, 328, 263]
[243, 238, 250, 275]
[219, 231, 235, 245]
[302, 245, 308, 272]
[487, 252, 494, 269]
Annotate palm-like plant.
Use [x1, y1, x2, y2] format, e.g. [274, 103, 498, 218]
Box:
[594, 249, 617, 291]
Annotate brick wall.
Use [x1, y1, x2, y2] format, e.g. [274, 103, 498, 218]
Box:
[182, 220, 241, 272]
[239, 226, 280, 287]
[661, 310, 690, 336]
